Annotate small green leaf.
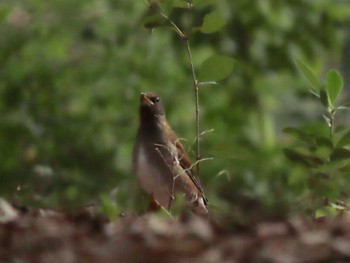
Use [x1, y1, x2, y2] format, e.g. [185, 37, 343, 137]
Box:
[315, 208, 326, 218]
[314, 137, 333, 160]
[315, 206, 339, 218]
[326, 70, 343, 105]
[283, 148, 309, 166]
[335, 125, 347, 134]
[198, 81, 218, 86]
[330, 202, 346, 210]
[336, 131, 350, 147]
[99, 194, 120, 220]
[282, 127, 315, 145]
[283, 148, 323, 166]
[330, 4, 350, 21]
[200, 11, 226, 34]
[320, 89, 330, 108]
[331, 147, 350, 161]
[198, 55, 234, 81]
[295, 59, 320, 92]
[316, 159, 348, 173]
[315, 137, 333, 149]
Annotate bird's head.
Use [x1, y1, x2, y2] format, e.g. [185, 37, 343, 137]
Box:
[139, 92, 165, 122]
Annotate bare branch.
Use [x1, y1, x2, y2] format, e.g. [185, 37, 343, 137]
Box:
[174, 157, 213, 181]
[200, 128, 215, 137]
[158, 11, 185, 39]
[187, 129, 214, 155]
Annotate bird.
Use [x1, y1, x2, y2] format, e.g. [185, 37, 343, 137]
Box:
[132, 92, 208, 215]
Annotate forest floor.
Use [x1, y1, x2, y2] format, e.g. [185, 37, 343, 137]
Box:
[1, 200, 350, 263]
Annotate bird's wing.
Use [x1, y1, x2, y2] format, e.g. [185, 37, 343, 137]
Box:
[165, 126, 207, 199]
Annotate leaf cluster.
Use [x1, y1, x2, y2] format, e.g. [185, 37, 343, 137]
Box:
[283, 61, 350, 215]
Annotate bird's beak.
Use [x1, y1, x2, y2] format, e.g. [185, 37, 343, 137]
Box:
[140, 93, 154, 106]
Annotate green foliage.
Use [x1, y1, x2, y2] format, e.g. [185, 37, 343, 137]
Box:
[337, 131, 350, 147]
[284, 63, 350, 214]
[315, 202, 346, 218]
[0, 0, 147, 208]
[326, 70, 343, 106]
[0, 0, 349, 219]
[98, 194, 120, 220]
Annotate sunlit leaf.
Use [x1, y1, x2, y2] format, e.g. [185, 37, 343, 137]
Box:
[198, 55, 234, 81]
[99, 194, 120, 220]
[326, 70, 343, 105]
[315, 208, 326, 218]
[295, 59, 320, 92]
[315, 206, 339, 218]
[330, 202, 346, 210]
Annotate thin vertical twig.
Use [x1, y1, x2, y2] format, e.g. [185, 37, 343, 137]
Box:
[185, 40, 200, 176]
[328, 110, 335, 140]
[184, 0, 201, 176]
[152, 1, 201, 176]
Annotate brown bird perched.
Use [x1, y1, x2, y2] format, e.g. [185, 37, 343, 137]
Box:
[132, 92, 208, 215]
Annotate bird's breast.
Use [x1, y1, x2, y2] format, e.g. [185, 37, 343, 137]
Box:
[134, 144, 173, 195]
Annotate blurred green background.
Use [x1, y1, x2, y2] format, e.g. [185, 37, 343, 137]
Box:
[1, 0, 350, 217]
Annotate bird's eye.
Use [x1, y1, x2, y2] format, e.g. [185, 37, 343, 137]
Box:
[153, 97, 160, 103]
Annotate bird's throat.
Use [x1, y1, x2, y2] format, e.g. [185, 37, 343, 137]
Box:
[139, 117, 166, 141]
